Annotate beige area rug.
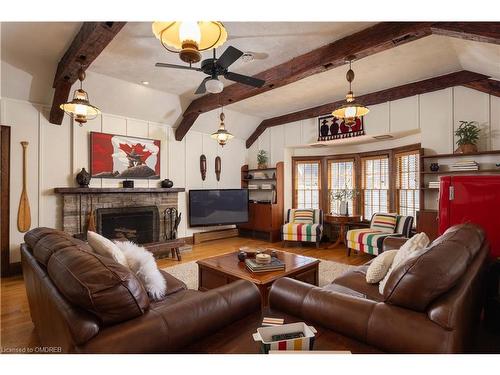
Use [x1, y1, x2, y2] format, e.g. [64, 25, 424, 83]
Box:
[163, 259, 355, 290]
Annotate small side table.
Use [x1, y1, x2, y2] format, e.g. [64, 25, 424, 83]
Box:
[324, 214, 361, 249]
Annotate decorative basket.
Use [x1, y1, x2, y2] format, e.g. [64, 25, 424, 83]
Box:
[252, 322, 317, 353]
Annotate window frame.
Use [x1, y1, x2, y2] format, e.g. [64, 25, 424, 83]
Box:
[394, 149, 422, 223]
[291, 143, 421, 222]
[327, 157, 357, 215]
[360, 154, 390, 221]
[292, 159, 322, 210]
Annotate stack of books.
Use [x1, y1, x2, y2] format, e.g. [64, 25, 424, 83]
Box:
[450, 160, 479, 171]
[428, 181, 440, 189]
[248, 184, 259, 190]
[245, 257, 285, 273]
[261, 183, 273, 190]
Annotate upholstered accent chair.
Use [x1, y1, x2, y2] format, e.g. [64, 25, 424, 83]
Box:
[282, 209, 323, 248]
[346, 213, 413, 256]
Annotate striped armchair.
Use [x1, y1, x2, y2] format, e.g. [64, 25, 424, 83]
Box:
[346, 213, 413, 256]
[282, 209, 323, 248]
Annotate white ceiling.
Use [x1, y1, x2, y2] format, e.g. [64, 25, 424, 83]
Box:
[2, 22, 499, 137]
[90, 22, 376, 99]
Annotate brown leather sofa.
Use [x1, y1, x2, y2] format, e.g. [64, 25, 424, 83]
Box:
[269, 223, 489, 353]
[21, 227, 261, 353]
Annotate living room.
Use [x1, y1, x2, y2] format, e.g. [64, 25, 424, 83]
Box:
[1, 1, 500, 372]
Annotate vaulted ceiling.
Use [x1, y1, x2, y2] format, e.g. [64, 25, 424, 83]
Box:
[2, 22, 499, 141]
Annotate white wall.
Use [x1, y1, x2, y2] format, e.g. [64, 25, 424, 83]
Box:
[249, 87, 500, 214]
[1, 96, 249, 263]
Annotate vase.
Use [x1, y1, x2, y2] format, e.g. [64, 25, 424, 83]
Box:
[75, 168, 91, 188]
[339, 201, 349, 216]
[430, 163, 440, 172]
[258, 163, 267, 169]
[161, 179, 174, 188]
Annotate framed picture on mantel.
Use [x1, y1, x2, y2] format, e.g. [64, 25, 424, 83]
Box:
[90, 132, 161, 179]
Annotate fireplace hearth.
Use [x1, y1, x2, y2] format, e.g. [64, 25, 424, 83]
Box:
[96, 206, 159, 244]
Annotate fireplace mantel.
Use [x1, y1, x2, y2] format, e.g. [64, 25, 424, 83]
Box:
[54, 187, 185, 194]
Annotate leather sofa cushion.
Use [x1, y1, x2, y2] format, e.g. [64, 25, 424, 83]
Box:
[383, 223, 485, 311]
[24, 227, 93, 266]
[330, 266, 384, 302]
[34, 233, 93, 266]
[47, 247, 150, 325]
[160, 270, 187, 296]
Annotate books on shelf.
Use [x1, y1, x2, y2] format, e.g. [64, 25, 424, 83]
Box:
[428, 181, 440, 189]
[248, 184, 259, 190]
[261, 183, 273, 190]
[245, 257, 285, 273]
[450, 160, 479, 171]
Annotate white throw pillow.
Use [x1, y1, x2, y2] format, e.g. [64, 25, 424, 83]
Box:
[114, 241, 167, 301]
[365, 250, 398, 284]
[87, 231, 128, 267]
[378, 233, 430, 294]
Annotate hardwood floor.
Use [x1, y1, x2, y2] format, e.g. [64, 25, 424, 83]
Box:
[0, 238, 369, 351]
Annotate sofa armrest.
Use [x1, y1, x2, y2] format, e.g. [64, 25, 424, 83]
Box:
[80, 280, 261, 353]
[269, 278, 377, 342]
[383, 236, 408, 251]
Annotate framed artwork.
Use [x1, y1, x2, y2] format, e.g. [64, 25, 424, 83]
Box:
[317, 115, 365, 142]
[90, 132, 161, 179]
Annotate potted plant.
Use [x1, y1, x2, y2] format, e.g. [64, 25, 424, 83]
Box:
[330, 188, 359, 216]
[455, 121, 481, 154]
[257, 150, 268, 169]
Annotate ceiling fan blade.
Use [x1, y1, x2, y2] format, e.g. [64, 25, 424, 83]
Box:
[155, 62, 202, 71]
[195, 77, 211, 95]
[224, 72, 265, 88]
[216, 46, 244, 69]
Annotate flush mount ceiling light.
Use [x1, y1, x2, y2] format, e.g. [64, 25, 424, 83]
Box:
[60, 66, 101, 126]
[205, 76, 224, 94]
[152, 21, 228, 64]
[211, 108, 234, 147]
[332, 58, 369, 125]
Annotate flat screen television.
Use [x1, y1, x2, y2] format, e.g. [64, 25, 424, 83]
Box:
[189, 189, 249, 227]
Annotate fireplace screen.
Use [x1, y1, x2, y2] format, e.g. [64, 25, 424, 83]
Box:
[96, 206, 159, 244]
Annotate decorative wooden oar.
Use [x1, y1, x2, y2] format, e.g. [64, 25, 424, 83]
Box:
[87, 195, 96, 232]
[17, 141, 31, 233]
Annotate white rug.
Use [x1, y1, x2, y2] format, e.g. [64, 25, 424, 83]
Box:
[163, 259, 355, 290]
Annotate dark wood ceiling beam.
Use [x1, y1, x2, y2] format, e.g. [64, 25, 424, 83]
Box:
[245, 70, 489, 148]
[49, 22, 126, 125]
[462, 78, 500, 97]
[175, 22, 434, 141]
[431, 22, 500, 44]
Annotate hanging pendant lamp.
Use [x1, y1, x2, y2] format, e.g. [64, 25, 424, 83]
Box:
[332, 59, 369, 125]
[152, 21, 228, 64]
[60, 66, 101, 126]
[211, 108, 234, 147]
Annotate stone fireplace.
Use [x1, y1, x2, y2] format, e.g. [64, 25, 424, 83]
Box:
[96, 206, 159, 244]
[54, 187, 184, 242]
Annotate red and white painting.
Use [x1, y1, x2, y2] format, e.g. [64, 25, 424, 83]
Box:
[90, 132, 161, 179]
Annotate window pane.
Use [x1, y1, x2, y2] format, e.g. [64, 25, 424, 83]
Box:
[362, 156, 389, 220]
[328, 159, 355, 214]
[396, 151, 420, 223]
[295, 161, 321, 209]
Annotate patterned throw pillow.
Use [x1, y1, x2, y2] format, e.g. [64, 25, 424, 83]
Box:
[293, 209, 314, 224]
[371, 213, 398, 233]
[379, 232, 430, 294]
[366, 250, 398, 284]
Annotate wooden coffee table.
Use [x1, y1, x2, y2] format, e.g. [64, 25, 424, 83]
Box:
[197, 250, 320, 306]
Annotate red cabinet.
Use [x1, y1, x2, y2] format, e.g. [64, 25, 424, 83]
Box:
[439, 175, 500, 258]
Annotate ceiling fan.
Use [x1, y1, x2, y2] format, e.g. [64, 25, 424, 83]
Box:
[155, 46, 266, 94]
